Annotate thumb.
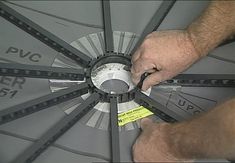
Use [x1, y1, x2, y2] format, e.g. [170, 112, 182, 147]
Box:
[142, 71, 164, 91]
[140, 118, 154, 130]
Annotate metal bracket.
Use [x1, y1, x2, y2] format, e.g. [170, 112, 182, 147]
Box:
[102, 0, 114, 53]
[164, 74, 235, 87]
[0, 62, 85, 80]
[0, 83, 89, 125]
[110, 97, 120, 163]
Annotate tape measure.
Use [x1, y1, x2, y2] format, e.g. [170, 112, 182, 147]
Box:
[118, 106, 153, 126]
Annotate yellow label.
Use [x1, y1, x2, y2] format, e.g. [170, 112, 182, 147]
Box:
[118, 106, 153, 126]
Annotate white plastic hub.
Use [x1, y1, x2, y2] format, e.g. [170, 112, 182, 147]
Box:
[91, 63, 135, 94]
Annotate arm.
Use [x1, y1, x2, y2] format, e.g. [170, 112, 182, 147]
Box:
[168, 98, 235, 160]
[131, 1, 235, 91]
[133, 98, 235, 162]
[187, 1, 235, 57]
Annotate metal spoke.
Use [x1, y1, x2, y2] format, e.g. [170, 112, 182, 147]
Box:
[0, 83, 89, 125]
[0, 62, 85, 80]
[12, 93, 100, 163]
[110, 97, 120, 163]
[0, 2, 91, 67]
[134, 90, 183, 122]
[161, 74, 235, 87]
[102, 0, 114, 53]
[130, 0, 176, 56]
[174, 74, 235, 80]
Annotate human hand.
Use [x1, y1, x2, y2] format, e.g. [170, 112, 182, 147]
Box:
[131, 30, 200, 91]
[132, 118, 193, 162]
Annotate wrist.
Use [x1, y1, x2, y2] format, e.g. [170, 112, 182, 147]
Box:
[186, 28, 205, 58]
[159, 123, 186, 159]
[164, 122, 198, 159]
[183, 30, 203, 60]
[186, 1, 235, 58]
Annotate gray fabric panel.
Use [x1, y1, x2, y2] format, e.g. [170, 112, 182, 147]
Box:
[6, 1, 103, 44]
[0, 17, 56, 65]
[35, 146, 108, 163]
[0, 134, 33, 163]
[110, 1, 162, 34]
[0, 105, 65, 139]
[158, 0, 210, 30]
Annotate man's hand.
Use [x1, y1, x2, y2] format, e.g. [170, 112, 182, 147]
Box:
[131, 30, 200, 91]
[132, 118, 192, 162]
[133, 98, 235, 161]
[132, 1, 235, 162]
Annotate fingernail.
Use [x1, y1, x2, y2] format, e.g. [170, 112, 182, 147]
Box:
[142, 87, 147, 91]
[141, 84, 148, 91]
[130, 67, 134, 73]
[140, 118, 153, 129]
[132, 78, 139, 85]
[141, 118, 151, 123]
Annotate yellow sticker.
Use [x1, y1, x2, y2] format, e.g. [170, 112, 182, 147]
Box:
[118, 106, 153, 126]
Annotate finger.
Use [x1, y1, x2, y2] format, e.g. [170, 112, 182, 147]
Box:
[140, 118, 154, 130]
[142, 71, 164, 91]
[132, 58, 153, 74]
[132, 68, 156, 75]
[146, 69, 158, 74]
[132, 142, 139, 163]
[131, 48, 141, 64]
[131, 72, 142, 85]
[131, 59, 155, 84]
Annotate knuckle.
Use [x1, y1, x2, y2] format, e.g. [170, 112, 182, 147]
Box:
[132, 149, 140, 163]
[132, 143, 137, 152]
[138, 49, 154, 61]
[130, 67, 135, 74]
[132, 50, 140, 58]
[142, 38, 152, 47]
[142, 64, 149, 71]
[133, 157, 139, 163]
[139, 53, 149, 60]
[146, 32, 154, 39]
